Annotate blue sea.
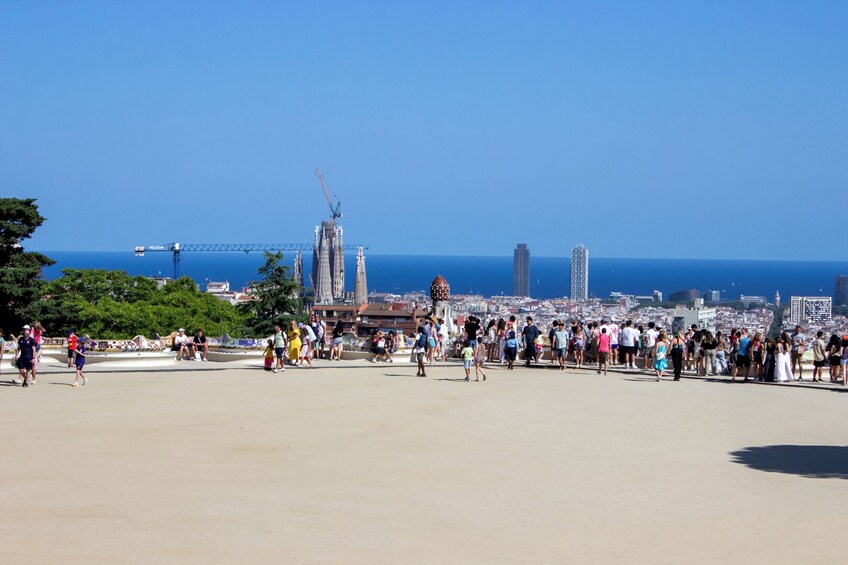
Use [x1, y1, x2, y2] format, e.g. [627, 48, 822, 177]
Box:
[40, 251, 847, 301]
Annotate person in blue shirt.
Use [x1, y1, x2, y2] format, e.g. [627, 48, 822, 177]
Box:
[733, 328, 752, 382]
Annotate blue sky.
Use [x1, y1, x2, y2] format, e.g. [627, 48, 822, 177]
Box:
[2, 0, 846, 260]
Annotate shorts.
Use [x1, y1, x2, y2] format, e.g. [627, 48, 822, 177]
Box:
[736, 354, 751, 368]
[598, 352, 609, 363]
[790, 350, 803, 362]
[829, 356, 842, 367]
[75, 359, 86, 370]
[753, 352, 763, 364]
[574, 343, 584, 351]
[275, 347, 286, 360]
[463, 360, 472, 370]
[333, 338, 343, 345]
[611, 344, 618, 350]
[426, 338, 436, 348]
[16, 358, 33, 370]
[35, 343, 42, 352]
[813, 360, 826, 368]
[68, 349, 76, 359]
[371, 347, 386, 356]
[557, 347, 567, 358]
[621, 345, 635, 355]
[416, 352, 425, 363]
[504, 347, 517, 361]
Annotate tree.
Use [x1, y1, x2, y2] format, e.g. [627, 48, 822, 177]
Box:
[239, 251, 304, 336]
[0, 198, 55, 330]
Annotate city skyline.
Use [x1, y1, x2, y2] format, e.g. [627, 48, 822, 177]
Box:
[3, 2, 847, 260]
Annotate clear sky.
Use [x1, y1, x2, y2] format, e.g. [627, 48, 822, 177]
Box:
[2, 0, 846, 260]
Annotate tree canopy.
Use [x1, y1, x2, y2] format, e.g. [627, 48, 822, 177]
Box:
[0, 198, 55, 331]
[238, 251, 304, 336]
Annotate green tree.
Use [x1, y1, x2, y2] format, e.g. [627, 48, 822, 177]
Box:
[239, 251, 304, 336]
[0, 198, 55, 330]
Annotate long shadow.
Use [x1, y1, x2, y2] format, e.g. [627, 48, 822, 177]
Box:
[434, 378, 470, 383]
[730, 445, 848, 479]
[382, 373, 425, 378]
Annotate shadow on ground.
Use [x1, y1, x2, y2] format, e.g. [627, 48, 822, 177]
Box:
[730, 445, 848, 479]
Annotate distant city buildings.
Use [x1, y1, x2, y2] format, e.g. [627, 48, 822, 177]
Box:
[513, 244, 530, 297]
[672, 298, 717, 334]
[570, 244, 589, 301]
[774, 291, 780, 308]
[668, 289, 700, 303]
[653, 290, 663, 303]
[705, 290, 721, 302]
[835, 275, 848, 307]
[740, 295, 767, 308]
[789, 296, 832, 324]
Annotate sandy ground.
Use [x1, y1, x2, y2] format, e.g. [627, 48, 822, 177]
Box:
[2, 361, 847, 564]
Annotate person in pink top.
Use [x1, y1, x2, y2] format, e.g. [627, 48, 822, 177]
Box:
[597, 327, 611, 375]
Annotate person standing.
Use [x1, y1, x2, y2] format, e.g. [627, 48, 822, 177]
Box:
[329, 322, 345, 361]
[473, 338, 487, 382]
[750, 332, 765, 381]
[701, 331, 717, 376]
[840, 335, 848, 386]
[790, 325, 806, 380]
[763, 338, 777, 382]
[310, 314, 326, 360]
[608, 320, 620, 366]
[15, 325, 37, 387]
[573, 324, 586, 368]
[715, 331, 728, 375]
[653, 331, 669, 381]
[72, 338, 88, 387]
[272, 323, 287, 373]
[0, 328, 5, 377]
[67, 328, 78, 368]
[298, 324, 315, 367]
[670, 330, 685, 381]
[484, 320, 497, 363]
[548, 322, 558, 365]
[732, 328, 752, 382]
[287, 321, 301, 366]
[775, 332, 794, 382]
[495, 318, 507, 364]
[504, 328, 518, 370]
[31, 322, 44, 382]
[521, 317, 540, 368]
[827, 334, 843, 384]
[811, 331, 827, 382]
[597, 327, 611, 375]
[620, 320, 638, 369]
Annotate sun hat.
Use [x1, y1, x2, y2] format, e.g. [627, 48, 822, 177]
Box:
[23, 324, 31, 330]
[178, 328, 185, 332]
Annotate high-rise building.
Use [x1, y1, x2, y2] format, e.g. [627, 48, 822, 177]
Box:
[653, 289, 663, 303]
[570, 244, 589, 301]
[669, 289, 701, 303]
[354, 247, 368, 305]
[705, 290, 721, 302]
[513, 244, 530, 297]
[835, 275, 848, 307]
[312, 220, 345, 304]
[789, 296, 833, 324]
[774, 291, 780, 308]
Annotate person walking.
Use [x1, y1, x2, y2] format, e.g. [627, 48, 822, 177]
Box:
[670, 330, 685, 381]
[653, 331, 669, 381]
[553, 321, 570, 371]
[461, 340, 474, 381]
[413, 327, 428, 377]
[31, 321, 44, 382]
[811, 331, 827, 382]
[272, 323, 287, 373]
[15, 325, 37, 387]
[522, 317, 540, 368]
[0, 328, 5, 377]
[790, 325, 806, 380]
[72, 338, 88, 387]
[473, 338, 487, 382]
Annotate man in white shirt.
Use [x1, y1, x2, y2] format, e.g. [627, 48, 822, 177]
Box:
[608, 320, 620, 365]
[643, 322, 658, 371]
[619, 320, 638, 369]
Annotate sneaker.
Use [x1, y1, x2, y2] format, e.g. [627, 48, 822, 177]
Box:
[12, 378, 21, 384]
[82, 377, 88, 386]
[273, 368, 279, 373]
[30, 380, 36, 385]
[22, 382, 28, 387]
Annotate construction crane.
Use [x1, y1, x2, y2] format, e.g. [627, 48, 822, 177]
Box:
[134, 242, 367, 279]
[315, 167, 342, 219]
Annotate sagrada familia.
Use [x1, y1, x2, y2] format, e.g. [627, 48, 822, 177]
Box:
[292, 219, 368, 305]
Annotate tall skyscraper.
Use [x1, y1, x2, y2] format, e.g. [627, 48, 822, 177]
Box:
[312, 220, 345, 304]
[513, 243, 530, 297]
[835, 275, 848, 307]
[354, 247, 368, 305]
[570, 244, 589, 301]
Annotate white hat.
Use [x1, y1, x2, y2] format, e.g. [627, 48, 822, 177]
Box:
[23, 324, 31, 330]
[178, 328, 185, 332]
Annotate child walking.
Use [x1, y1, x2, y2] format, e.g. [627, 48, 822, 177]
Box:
[72, 339, 88, 387]
[263, 339, 274, 371]
[473, 339, 487, 382]
[461, 340, 474, 381]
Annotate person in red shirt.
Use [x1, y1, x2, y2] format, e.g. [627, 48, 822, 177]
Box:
[598, 327, 611, 375]
[67, 329, 78, 368]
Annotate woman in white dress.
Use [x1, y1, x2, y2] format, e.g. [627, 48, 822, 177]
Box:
[775, 332, 794, 382]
